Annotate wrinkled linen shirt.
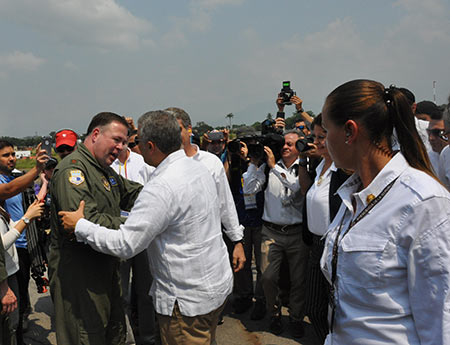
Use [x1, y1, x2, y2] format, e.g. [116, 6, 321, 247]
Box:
[75, 150, 233, 317]
[244, 159, 303, 225]
[321, 152, 450, 345]
[191, 145, 244, 241]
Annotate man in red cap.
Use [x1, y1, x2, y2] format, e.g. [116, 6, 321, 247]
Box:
[55, 129, 78, 159]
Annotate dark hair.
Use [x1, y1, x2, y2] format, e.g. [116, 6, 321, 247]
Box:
[86, 112, 129, 136]
[311, 113, 323, 130]
[165, 107, 191, 129]
[416, 101, 442, 120]
[138, 110, 182, 155]
[398, 87, 415, 106]
[325, 79, 436, 179]
[0, 140, 14, 151]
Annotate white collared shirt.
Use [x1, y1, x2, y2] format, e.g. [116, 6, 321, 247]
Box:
[75, 150, 233, 317]
[191, 145, 244, 241]
[321, 152, 450, 345]
[0, 216, 20, 276]
[244, 159, 303, 225]
[111, 149, 154, 185]
[438, 145, 450, 190]
[306, 161, 335, 236]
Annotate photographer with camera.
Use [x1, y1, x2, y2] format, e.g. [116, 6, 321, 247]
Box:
[277, 81, 314, 128]
[244, 126, 309, 338]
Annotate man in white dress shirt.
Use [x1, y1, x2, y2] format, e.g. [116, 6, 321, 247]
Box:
[244, 129, 309, 338]
[111, 131, 156, 345]
[59, 110, 244, 345]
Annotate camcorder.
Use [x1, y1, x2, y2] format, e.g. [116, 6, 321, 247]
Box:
[280, 81, 296, 105]
[229, 133, 284, 164]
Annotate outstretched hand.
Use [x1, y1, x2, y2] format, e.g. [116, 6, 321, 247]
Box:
[58, 200, 85, 232]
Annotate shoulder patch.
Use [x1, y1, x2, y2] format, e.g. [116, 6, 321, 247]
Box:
[68, 170, 85, 186]
[109, 176, 118, 187]
[102, 176, 111, 191]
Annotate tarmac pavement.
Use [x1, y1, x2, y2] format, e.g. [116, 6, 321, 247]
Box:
[24, 279, 321, 345]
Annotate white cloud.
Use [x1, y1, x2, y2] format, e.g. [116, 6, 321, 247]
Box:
[0, 0, 152, 50]
[161, 0, 245, 48]
[192, 0, 244, 9]
[0, 51, 45, 71]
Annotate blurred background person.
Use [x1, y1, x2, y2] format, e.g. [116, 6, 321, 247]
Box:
[297, 114, 349, 343]
[439, 98, 450, 190]
[422, 103, 447, 174]
[54, 129, 78, 160]
[0, 198, 43, 343]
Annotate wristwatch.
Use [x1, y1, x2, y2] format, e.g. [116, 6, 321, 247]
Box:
[21, 216, 30, 225]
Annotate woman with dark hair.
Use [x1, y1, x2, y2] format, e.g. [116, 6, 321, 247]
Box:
[320, 79, 450, 344]
[299, 114, 349, 343]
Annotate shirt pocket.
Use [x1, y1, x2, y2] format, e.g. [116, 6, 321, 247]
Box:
[339, 236, 389, 288]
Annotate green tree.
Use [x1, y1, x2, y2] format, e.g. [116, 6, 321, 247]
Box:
[192, 121, 213, 137]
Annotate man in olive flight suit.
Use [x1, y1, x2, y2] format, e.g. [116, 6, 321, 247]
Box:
[48, 112, 142, 345]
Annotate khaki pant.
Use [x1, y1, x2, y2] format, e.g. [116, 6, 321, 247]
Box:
[157, 299, 227, 345]
[260, 223, 309, 320]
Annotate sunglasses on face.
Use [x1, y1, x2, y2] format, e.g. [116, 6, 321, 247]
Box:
[128, 141, 137, 149]
[56, 145, 74, 153]
[426, 129, 448, 141]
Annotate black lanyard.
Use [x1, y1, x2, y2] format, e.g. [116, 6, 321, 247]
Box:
[329, 177, 398, 332]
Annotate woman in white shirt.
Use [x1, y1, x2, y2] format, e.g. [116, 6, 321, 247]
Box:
[300, 114, 348, 343]
[320, 79, 450, 345]
[0, 200, 43, 341]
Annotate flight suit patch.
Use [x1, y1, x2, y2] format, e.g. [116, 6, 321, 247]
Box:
[68, 170, 85, 186]
[109, 176, 118, 187]
[102, 176, 111, 191]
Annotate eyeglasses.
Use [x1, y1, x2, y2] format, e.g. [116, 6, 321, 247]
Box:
[426, 129, 448, 141]
[297, 125, 305, 130]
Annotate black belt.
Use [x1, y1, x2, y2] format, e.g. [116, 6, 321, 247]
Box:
[263, 221, 302, 232]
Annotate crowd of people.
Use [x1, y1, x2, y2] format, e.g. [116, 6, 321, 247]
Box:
[0, 78, 449, 345]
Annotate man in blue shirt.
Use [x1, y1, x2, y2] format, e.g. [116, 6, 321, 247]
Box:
[0, 140, 48, 343]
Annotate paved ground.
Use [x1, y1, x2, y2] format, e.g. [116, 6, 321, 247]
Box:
[23, 279, 321, 345]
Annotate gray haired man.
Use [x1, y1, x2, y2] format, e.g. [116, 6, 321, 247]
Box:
[58, 110, 244, 345]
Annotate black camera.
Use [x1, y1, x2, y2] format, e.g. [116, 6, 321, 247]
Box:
[295, 136, 314, 153]
[247, 133, 284, 163]
[280, 81, 296, 105]
[228, 139, 244, 154]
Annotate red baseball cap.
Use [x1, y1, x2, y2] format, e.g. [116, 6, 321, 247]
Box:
[55, 129, 78, 148]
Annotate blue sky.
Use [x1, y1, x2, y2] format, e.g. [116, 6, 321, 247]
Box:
[0, 0, 449, 137]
